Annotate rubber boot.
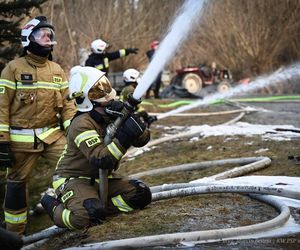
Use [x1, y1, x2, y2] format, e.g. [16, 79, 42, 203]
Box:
[41, 194, 60, 220]
[0, 227, 23, 250]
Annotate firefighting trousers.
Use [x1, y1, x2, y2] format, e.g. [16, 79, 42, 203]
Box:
[3, 136, 66, 235]
[52, 175, 152, 230]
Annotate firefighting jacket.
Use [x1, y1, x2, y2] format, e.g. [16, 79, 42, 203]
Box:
[52, 112, 149, 190]
[85, 49, 129, 74]
[0, 53, 76, 151]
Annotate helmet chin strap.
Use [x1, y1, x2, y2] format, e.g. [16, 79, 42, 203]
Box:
[27, 42, 52, 57]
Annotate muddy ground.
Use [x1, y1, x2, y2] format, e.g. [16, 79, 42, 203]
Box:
[1, 95, 300, 249]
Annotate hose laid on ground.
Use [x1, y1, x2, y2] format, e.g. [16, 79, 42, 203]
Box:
[151, 183, 300, 201]
[22, 226, 67, 246]
[130, 156, 270, 179]
[62, 193, 291, 250]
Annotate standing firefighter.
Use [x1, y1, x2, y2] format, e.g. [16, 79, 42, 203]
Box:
[41, 66, 152, 230]
[85, 39, 138, 74]
[120, 68, 157, 127]
[0, 16, 76, 235]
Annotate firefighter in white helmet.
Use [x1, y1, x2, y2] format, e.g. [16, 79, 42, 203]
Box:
[41, 66, 151, 230]
[0, 16, 76, 235]
[85, 39, 138, 74]
[120, 68, 157, 127]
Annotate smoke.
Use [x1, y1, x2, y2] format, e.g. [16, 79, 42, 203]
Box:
[133, 0, 204, 100]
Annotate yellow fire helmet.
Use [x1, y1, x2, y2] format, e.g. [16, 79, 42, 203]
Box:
[68, 66, 116, 112]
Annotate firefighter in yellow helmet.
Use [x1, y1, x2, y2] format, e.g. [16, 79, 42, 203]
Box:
[0, 16, 76, 235]
[120, 68, 157, 127]
[41, 66, 152, 230]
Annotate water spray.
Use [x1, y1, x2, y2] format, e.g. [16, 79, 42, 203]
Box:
[104, 0, 204, 142]
[157, 63, 300, 120]
[133, 0, 204, 100]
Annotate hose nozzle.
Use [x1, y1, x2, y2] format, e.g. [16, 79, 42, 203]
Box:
[126, 93, 141, 111]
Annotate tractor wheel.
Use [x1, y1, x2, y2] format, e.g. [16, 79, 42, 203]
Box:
[217, 80, 231, 93]
[182, 73, 203, 94]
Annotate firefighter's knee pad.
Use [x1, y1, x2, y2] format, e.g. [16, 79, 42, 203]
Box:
[83, 198, 106, 225]
[4, 181, 26, 210]
[128, 179, 152, 209]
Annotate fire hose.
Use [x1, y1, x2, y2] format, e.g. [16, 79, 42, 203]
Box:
[62, 191, 295, 250]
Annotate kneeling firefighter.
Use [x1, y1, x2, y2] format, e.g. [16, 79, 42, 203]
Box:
[41, 66, 152, 230]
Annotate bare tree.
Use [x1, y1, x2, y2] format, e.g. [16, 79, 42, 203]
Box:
[192, 0, 300, 80]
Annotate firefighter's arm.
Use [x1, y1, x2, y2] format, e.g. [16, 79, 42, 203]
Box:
[0, 64, 16, 168]
[107, 48, 138, 61]
[71, 119, 127, 171]
[0, 63, 16, 142]
[59, 69, 77, 132]
[125, 48, 138, 55]
[94, 115, 148, 169]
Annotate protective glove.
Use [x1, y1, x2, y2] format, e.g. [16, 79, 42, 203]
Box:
[0, 142, 15, 169]
[126, 48, 139, 54]
[146, 115, 157, 127]
[90, 155, 115, 170]
[104, 100, 124, 118]
[131, 129, 150, 148]
[116, 114, 146, 149]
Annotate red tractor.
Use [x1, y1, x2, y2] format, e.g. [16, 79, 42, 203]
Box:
[170, 64, 233, 95]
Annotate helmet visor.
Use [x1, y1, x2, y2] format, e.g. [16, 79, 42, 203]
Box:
[30, 27, 57, 47]
[88, 76, 116, 102]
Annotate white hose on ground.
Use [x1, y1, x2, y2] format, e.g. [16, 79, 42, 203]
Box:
[222, 111, 245, 125]
[22, 226, 67, 245]
[62, 194, 291, 250]
[152, 184, 300, 201]
[130, 156, 270, 179]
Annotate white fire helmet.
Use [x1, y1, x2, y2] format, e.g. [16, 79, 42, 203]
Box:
[21, 16, 56, 47]
[123, 68, 141, 84]
[91, 39, 108, 54]
[68, 66, 116, 112]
